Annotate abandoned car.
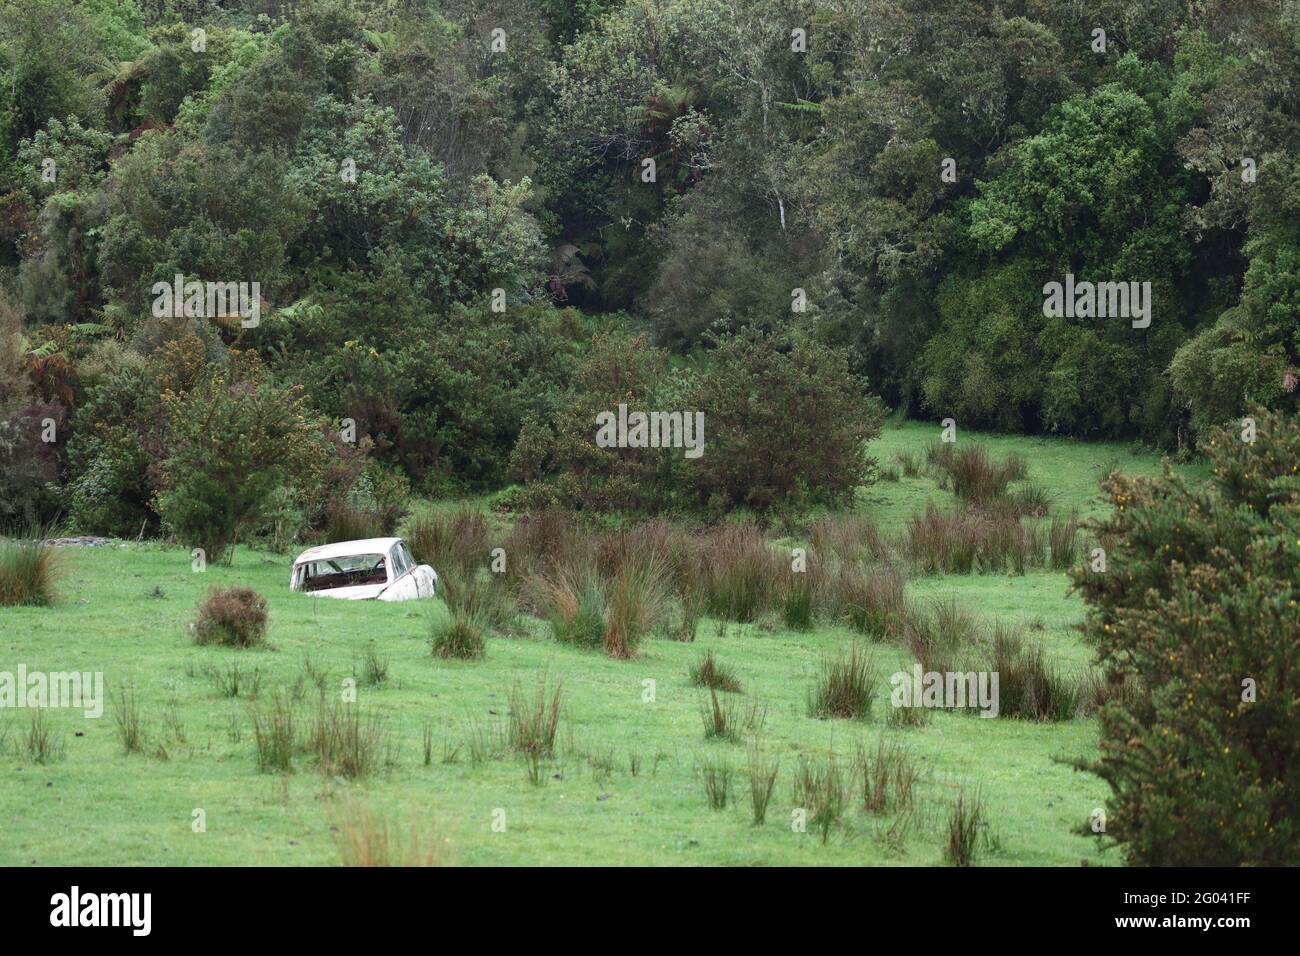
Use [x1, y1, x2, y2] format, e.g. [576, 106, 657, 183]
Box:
[290, 537, 437, 601]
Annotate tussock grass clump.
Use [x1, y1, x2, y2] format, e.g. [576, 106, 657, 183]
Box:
[0, 535, 63, 606]
[192, 586, 268, 648]
[507, 676, 563, 759]
[695, 524, 780, 622]
[855, 739, 919, 815]
[251, 692, 296, 773]
[532, 554, 669, 658]
[112, 683, 144, 754]
[792, 750, 849, 844]
[406, 505, 491, 576]
[746, 744, 780, 825]
[25, 710, 64, 764]
[809, 514, 887, 565]
[1075, 668, 1144, 717]
[945, 788, 987, 866]
[1048, 511, 1081, 570]
[501, 508, 586, 594]
[989, 626, 1078, 721]
[823, 562, 907, 638]
[931, 444, 1023, 506]
[689, 649, 742, 693]
[700, 686, 740, 741]
[893, 450, 922, 478]
[604, 554, 671, 658]
[431, 570, 511, 660]
[309, 698, 389, 779]
[903, 596, 978, 675]
[355, 644, 389, 686]
[205, 662, 262, 699]
[807, 643, 878, 720]
[904, 505, 1041, 574]
[781, 565, 817, 630]
[698, 754, 732, 809]
[330, 798, 447, 867]
[534, 559, 606, 649]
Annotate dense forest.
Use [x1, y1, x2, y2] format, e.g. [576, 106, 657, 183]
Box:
[2, 0, 1298, 547]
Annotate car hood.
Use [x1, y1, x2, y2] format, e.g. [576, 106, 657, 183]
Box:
[310, 583, 388, 600]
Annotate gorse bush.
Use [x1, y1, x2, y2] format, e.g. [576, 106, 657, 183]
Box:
[1069, 407, 1300, 865]
[191, 586, 268, 648]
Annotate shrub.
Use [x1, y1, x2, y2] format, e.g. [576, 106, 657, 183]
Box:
[0, 534, 62, 606]
[1068, 407, 1300, 865]
[192, 586, 268, 648]
[687, 331, 883, 510]
[808, 643, 878, 720]
[689, 649, 742, 693]
[156, 352, 318, 564]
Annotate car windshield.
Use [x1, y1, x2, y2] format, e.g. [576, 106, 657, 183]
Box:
[298, 554, 387, 591]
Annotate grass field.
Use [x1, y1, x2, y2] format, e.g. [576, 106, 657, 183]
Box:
[0, 423, 1195, 866]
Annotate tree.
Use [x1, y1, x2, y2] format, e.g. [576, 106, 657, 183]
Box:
[155, 352, 317, 563]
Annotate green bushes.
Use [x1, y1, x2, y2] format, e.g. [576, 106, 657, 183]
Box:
[191, 586, 269, 648]
[1069, 407, 1300, 865]
[514, 331, 881, 514]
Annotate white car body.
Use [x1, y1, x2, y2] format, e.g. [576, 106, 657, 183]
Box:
[290, 537, 437, 601]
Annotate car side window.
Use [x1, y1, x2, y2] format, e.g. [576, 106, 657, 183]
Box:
[390, 546, 409, 577]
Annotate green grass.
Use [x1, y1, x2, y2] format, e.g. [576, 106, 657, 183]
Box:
[0, 425, 1197, 866]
